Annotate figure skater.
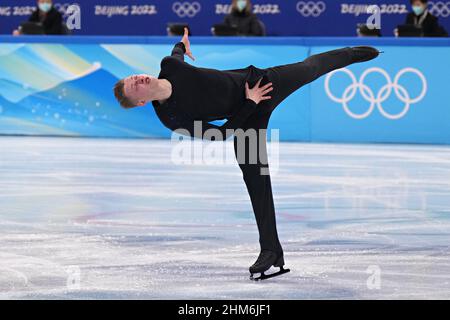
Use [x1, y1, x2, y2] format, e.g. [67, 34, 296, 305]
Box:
[113, 28, 380, 280]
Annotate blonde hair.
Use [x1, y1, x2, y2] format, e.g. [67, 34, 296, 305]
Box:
[113, 79, 135, 109]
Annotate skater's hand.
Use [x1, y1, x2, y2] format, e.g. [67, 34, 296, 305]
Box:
[245, 78, 273, 105]
[181, 27, 195, 61]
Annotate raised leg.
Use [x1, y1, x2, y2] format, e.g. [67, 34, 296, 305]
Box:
[264, 47, 355, 112]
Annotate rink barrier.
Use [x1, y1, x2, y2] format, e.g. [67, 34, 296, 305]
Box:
[0, 36, 449, 144]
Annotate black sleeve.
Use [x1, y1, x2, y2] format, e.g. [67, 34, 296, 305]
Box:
[171, 42, 186, 62]
[405, 13, 414, 24]
[28, 10, 39, 22]
[223, 14, 231, 26]
[43, 9, 63, 34]
[249, 15, 263, 36]
[426, 15, 441, 36]
[174, 99, 258, 141]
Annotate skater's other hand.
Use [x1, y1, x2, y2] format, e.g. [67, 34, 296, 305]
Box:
[181, 27, 195, 61]
[245, 78, 273, 105]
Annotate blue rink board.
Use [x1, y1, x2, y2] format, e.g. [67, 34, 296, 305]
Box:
[0, 36, 449, 143]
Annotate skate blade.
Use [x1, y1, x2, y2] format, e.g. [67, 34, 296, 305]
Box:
[250, 267, 290, 281]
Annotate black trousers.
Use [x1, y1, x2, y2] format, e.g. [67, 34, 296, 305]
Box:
[234, 47, 354, 254]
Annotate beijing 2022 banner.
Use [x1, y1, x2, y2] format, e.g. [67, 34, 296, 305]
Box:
[1, 0, 449, 36]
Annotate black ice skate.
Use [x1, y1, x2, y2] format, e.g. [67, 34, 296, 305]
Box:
[350, 46, 382, 63]
[249, 250, 290, 281]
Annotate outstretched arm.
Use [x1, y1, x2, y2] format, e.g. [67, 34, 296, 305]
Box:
[171, 27, 195, 62]
[170, 42, 186, 62]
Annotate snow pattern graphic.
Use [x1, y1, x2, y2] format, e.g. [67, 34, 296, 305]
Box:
[0, 43, 174, 137]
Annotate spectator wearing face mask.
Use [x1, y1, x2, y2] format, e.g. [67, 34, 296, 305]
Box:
[12, 0, 63, 35]
[223, 0, 264, 36]
[405, 0, 447, 37]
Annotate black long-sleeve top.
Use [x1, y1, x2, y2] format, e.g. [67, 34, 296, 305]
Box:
[224, 9, 264, 36]
[28, 7, 63, 35]
[405, 10, 446, 37]
[152, 42, 267, 141]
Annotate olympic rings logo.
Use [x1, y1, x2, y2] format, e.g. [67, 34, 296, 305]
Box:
[172, 2, 201, 18]
[428, 1, 450, 17]
[324, 68, 427, 120]
[296, 1, 326, 17]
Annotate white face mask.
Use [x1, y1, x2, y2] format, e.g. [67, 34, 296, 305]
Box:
[412, 5, 425, 16]
[38, 2, 52, 13]
[236, 0, 247, 12]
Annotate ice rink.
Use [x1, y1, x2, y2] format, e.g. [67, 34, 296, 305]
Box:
[1, 136, 450, 299]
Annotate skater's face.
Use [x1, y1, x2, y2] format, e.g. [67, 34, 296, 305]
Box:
[123, 74, 156, 107]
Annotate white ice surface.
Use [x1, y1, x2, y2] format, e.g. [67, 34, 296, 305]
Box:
[1, 137, 450, 299]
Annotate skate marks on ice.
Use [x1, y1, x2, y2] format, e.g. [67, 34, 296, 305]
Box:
[1, 137, 450, 299]
[0, 221, 299, 299]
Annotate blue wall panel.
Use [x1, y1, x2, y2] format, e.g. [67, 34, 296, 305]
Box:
[0, 36, 449, 144]
[310, 45, 450, 144]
